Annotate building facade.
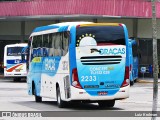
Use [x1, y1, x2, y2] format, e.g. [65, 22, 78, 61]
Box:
[0, 0, 160, 76]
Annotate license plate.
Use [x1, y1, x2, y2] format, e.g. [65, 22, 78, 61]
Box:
[98, 91, 108, 95]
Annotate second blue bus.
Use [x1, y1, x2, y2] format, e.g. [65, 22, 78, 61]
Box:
[129, 39, 139, 85]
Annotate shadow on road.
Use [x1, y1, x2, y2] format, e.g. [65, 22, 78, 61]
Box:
[0, 78, 26, 83]
[12, 100, 124, 111]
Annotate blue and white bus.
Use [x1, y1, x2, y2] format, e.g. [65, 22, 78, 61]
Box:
[27, 22, 130, 108]
[4, 43, 28, 81]
[129, 39, 138, 85]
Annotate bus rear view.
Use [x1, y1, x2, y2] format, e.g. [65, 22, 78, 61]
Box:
[71, 23, 130, 107]
[4, 43, 28, 81]
[27, 22, 130, 108]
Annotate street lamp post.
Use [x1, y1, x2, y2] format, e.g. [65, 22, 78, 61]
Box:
[151, 0, 158, 120]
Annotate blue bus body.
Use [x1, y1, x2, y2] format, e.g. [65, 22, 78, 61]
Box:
[27, 22, 130, 108]
[129, 39, 138, 85]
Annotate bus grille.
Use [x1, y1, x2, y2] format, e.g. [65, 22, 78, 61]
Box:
[80, 56, 122, 65]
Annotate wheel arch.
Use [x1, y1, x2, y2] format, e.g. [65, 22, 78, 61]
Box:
[32, 80, 35, 95]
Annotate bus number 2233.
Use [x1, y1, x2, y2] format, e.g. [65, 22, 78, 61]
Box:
[81, 76, 97, 82]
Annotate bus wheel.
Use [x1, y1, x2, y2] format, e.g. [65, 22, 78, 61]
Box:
[13, 78, 21, 82]
[130, 80, 134, 86]
[56, 87, 66, 108]
[134, 79, 137, 83]
[98, 100, 115, 108]
[33, 85, 42, 102]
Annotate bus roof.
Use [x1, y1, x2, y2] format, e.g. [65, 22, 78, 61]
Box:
[5, 43, 28, 48]
[32, 22, 92, 33]
[31, 22, 124, 37]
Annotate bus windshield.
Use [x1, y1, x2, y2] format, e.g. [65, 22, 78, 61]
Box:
[7, 47, 23, 56]
[76, 26, 125, 46]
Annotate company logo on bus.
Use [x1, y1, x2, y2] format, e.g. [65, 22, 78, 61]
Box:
[99, 48, 125, 55]
[45, 58, 56, 71]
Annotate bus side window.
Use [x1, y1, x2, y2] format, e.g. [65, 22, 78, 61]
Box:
[48, 33, 54, 57]
[42, 34, 49, 57]
[32, 36, 38, 58]
[59, 33, 63, 56]
[7, 48, 12, 56]
[62, 32, 69, 56]
[54, 33, 62, 56]
[48, 32, 69, 57]
[37, 35, 43, 57]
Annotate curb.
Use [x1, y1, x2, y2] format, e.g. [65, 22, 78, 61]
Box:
[137, 79, 160, 83]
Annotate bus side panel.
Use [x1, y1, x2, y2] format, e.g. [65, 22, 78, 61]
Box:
[40, 56, 61, 98]
[132, 57, 138, 80]
[40, 53, 70, 99]
[27, 57, 42, 96]
[68, 26, 77, 76]
[27, 70, 33, 95]
[129, 39, 139, 82]
[129, 42, 133, 82]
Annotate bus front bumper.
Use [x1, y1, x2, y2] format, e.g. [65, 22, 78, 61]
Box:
[4, 72, 27, 77]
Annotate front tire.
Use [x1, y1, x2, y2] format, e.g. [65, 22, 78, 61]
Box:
[98, 100, 115, 108]
[35, 96, 42, 102]
[56, 87, 66, 108]
[134, 79, 137, 83]
[130, 80, 134, 86]
[13, 78, 21, 82]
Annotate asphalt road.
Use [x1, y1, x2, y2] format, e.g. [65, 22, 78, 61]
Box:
[0, 78, 159, 120]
